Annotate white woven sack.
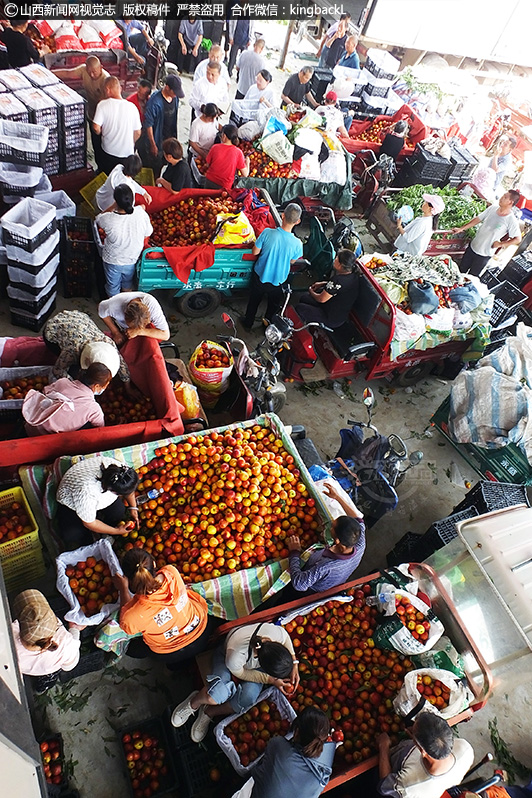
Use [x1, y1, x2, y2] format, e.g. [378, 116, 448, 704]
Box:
[393, 667, 473, 720]
[56, 538, 123, 626]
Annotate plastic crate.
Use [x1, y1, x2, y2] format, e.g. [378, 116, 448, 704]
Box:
[10, 294, 56, 331]
[453, 480, 530, 516]
[14, 88, 59, 130]
[407, 144, 452, 181]
[0, 163, 44, 200]
[1, 548, 46, 592]
[1, 197, 56, 251]
[59, 646, 106, 682]
[118, 716, 178, 798]
[9, 283, 56, 315]
[7, 273, 56, 301]
[4, 217, 56, 254]
[39, 734, 67, 791]
[61, 217, 95, 256]
[0, 69, 32, 91]
[43, 83, 86, 128]
[386, 531, 432, 567]
[0, 119, 49, 167]
[46, 127, 59, 153]
[164, 706, 195, 750]
[176, 742, 213, 798]
[62, 148, 87, 173]
[500, 252, 532, 288]
[135, 167, 155, 187]
[447, 142, 478, 182]
[0, 92, 30, 123]
[393, 164, 446, 189]
[365, 48, 400, 81]
[0, 486, 39, 561]
[79, 172, 108, 213]
[7, 240, 60, 277]
[44, 151, 61, 177]
[35, 190, 76, 221]
[62, 275, 92, 299]
[421, 506, 480, 555]
[482, 327, 512, 357]
[19, 63, 60, 88]
[60, 123, 85, 151]
[490, 280, 527, 326]
[310, 67, 334, 103]
[480, 266, 502, 289]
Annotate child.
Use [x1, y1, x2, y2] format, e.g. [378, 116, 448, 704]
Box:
[155, 138, 193, 194]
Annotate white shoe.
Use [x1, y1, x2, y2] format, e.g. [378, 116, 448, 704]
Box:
[190, 706, 212, 743]
[171, 690, 199, 727]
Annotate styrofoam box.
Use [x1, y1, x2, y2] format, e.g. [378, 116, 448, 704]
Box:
[18, 64, 60, 87]
[7, 275, 57, 302]
[1, 196, 55, 238]
[7, 250, 59, 286]
[6, 229, 59, 267]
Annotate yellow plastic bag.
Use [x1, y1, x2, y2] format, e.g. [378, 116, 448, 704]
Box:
[212, 211, 256, 247]
[174, 381, 202, 420]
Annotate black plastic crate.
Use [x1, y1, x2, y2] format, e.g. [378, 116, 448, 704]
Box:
[366, 54, 396, 81]
[62, 275, 93, 299]
[407, 144, 452, 181]
[393, 165, 445, 189]
[453, 480, 530, 516]
[0, 110, 30, 123]
[0, 181, 39, 200]
[0, 121, 49, 167]
[490, 280, 527, 326]
[447, 143, 478, 182]
[61, 148, 87, 173]
[59, 647, 106, 682]
[310, 67, 334, 104]
[421, 506, 480, 554]
[119, 716, 178, 798]
[60, 123, 85, 151]
[163, 705, 195, 750]
[386, 531, 432, 567]
[47, 127, 59, 152]
[39, 733, 67, 792]
[44, 152, 60, 176]
[10, 298, 56, 331]
[482, 327, 513, 357]
[480, 266, 502, 289]
[61, 217, 95, 256]
[363, 81, 391, 98]
[3, 217, 57, 253]
[9, 284, 56, 315]
[500, 252, 532, 288]
[176, 742, 213, 798]
[7, 242, 60, 276]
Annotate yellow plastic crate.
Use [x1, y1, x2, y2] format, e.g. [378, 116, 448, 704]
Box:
[134, 167, 155, 187]
[0, 486, 40, 563]
[1, 548, 46, 593]
[79, 172, 108, 212]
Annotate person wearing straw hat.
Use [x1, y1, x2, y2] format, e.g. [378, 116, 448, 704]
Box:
[11, 589, 84, 694]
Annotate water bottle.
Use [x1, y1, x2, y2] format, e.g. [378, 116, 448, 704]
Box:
[136, 488, 164, 505]
[366, 592, 391, 607]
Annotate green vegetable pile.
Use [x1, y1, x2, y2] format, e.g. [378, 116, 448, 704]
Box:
[387, 184, 487, 240]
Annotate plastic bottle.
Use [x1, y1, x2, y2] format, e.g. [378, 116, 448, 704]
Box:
[366, 592, 392, 606]
[136, 488, 164, 505]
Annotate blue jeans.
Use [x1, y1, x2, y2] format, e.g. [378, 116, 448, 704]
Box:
[206, 644, 264, 713]
[103, 261, 136, 297]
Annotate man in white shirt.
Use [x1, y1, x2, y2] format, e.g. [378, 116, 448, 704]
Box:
[316, 90, 348, 137]
[189, 61, 229, 118]
[235, 38, 265, 99]
[193, 44, 230, 89]
[98, 292, 170, 345]
[93, 76, 142, 174]
[377, 711, 474, 798]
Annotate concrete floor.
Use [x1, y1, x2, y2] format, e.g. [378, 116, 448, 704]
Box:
[2, 28, 532, 798]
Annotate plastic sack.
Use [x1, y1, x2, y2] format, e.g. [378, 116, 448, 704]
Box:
[263, 108, 291, 137]
[393, 667, 472, 721]
[294, 127, 323, 156]
[260, 131, 294, 165]
[314, 476, 359, 519]
[296, 108, 323, 129]
[449, 281, 482, 312]
[393, 307, 426, 342]
[320, 151, 347, 185]
[55, 539, 123, 627]
[396, 205, 414, 224]
[371, 588, 445, 655]
[189, 340, 234, 408]
[174, 380, 201, 420]
[54, 23, 83, 52]
[408, 280, 439, 315]
[214, 686, 297, 776]
[212, 211, 256, 246]
[411, 635, 465, 677]
[238, 120, 262, 141]
[299, 153, 321, 181]
[77, 22, 106, 50]
[424, 306, 454, 334]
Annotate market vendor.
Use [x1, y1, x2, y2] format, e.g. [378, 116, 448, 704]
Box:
[281, 66, 319, 109]
[296, 249, 359, 329]
[114, 549, 215, 667]
[0, 19, 41, 67]
[188, 103, 221, 160]
[155, 138, 193, 193]
[95, 153, 152, 212]
[377, 711, 474, 798]
[379, 120, 408, 161]
[22, 362, 111, 436]
[98, 292, 170, 346]
[453, 189, 521, 276]
[11, 589, 83, 695]
[95, 184, 153, 297]
[43, 310, 130, 386]
[287, 481, 365, 596]
[189, 61, 229, 121]
[204, 124, 250, 190]
[56, 457, 139, 550]
[231, 69, 275, 127]
[315, 91, 349, 138]
[171, 620, 299, 743]
[395, 193, 445, 256]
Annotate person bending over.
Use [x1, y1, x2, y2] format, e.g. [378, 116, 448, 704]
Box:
[98, 291, 170, 346]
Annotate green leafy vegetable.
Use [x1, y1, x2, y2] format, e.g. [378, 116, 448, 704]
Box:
[387, 184, 487, 240]
[488, 717, 531, 784]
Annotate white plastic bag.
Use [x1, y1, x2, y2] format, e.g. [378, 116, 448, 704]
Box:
[56, 539, 123, 626]
[260, 131, 294, 165]
[214, 686, 296, 776]
[299, 154, 321, 180]
[393, 667, 473, 720]
[320, 151, 347, 185]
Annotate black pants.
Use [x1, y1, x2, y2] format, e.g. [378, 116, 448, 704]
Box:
[235, 89, 245, 100]
[125, 614, 221, 669]
[32, 671, 61, 694]
[460, 244, 490, 277]
[243, 271, 285, 328]
[296, 295, 329, 325]
[227, 43, 244, 76]
[101, 151, 130, 176]
[90, 125, 105, 173]
[56, 498, 126, 551]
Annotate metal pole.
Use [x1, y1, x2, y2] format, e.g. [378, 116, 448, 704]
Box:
[278, 19, 296, 70]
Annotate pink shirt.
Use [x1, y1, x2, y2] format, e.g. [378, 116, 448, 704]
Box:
[22, 377, 105, 435]
[12, 620, 80, 676]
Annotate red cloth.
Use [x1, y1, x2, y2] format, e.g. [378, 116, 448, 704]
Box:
[142, 186, 222, 214]
[127, 92, 145, 124]
[205, 143, 246, 190]
[162, 242, 215, 283]
[0, 336, 56, 367]
[120, 336, 184, 436]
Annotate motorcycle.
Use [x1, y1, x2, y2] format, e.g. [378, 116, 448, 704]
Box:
[218, 286, 332, 417]
[327, 387, 423, 526]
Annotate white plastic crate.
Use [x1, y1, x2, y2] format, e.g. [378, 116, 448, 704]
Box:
[6, 229, 59, 267]
[7, 250, 59, 286]
[35, 190, 76, 220]
[1, 196, 55, 238]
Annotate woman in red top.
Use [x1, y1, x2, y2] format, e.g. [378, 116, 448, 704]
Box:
[204, 124, 250, 190]
[115, 549, 216, 667]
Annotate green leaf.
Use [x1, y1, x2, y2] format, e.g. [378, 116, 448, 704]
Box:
[488, 717, 531, 784]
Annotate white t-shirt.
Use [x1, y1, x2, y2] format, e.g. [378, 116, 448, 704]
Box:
[189, 116, 219, 151]
[12, 621, 80, 677]
[225, 622, 295, 683]
[394, 216, 433, 257]
[390, 739, 474, 798]
[194, 58, 230, 86]
[95, 164, 149, 211]
[93, 97, 141, 157]
[189, 77, 229, 114]
[471, 205, 521, 257]
[57, 456, 124, 523]
[316, 104, 345, 134]
[96, 206, 153, 266]
[98, 291, 169, 334]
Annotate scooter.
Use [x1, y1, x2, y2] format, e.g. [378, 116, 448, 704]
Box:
[218, 287, 332, 417]
[327, 388, 423, 526]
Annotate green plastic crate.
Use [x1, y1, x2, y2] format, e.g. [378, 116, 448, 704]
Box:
[138, 246, 254, 295]
[431, 395, 532, 485]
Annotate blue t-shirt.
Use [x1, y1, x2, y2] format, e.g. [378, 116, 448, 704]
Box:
[339, 51, 360, 69]
[254, 227, 303, 286]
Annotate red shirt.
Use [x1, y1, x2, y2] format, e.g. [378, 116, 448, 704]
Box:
[127, 92, 146, 124]
[205, 143, 246, 190]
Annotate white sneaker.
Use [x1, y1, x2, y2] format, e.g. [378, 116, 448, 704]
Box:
[190, 706, 212, 743]
[171, 690, 199, 727]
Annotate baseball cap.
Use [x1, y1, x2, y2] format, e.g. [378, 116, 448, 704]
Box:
[80, 341, 120, 377]
[325, 90, 338, 103]
[165, 74, 185, 99]
[13, 590, 57, 644]
[423, 193, 445, 215]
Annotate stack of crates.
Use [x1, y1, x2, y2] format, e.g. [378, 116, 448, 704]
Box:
[1, 197, 59, 330]
[446, 142, 478, 187]
[0, 486, 45, 593]
[43, 82, 87, 174]
[500, 251, 532, 289]
[453, 480, 530, 516]
[361, 48, 400, 116]
[15, 67, 61, 176]
[61, 216, 96, 297]
[0, 118, 50, 203]
[394, 143, 452, 189]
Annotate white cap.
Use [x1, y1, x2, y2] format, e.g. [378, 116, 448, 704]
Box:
[80, 341, 120, 377]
